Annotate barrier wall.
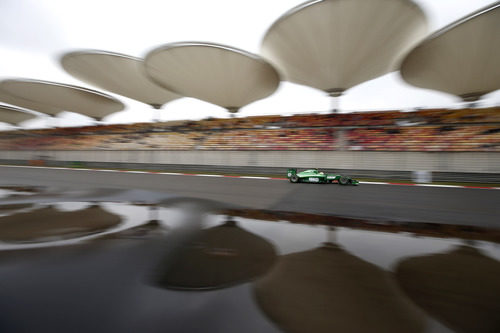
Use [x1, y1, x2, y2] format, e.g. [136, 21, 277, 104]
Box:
[1, 150, 499, 173]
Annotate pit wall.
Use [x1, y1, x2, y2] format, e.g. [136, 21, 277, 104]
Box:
[0, 150, 499, 182]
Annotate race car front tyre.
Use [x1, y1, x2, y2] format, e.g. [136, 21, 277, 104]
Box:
[339, 176, 349, 185]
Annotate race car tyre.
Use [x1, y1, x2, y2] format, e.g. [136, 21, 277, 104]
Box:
[339, 176, 349, 185]
[290, 175, 299, 183]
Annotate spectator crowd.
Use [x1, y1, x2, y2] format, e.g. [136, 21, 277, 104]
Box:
[0, 108, 498, 152]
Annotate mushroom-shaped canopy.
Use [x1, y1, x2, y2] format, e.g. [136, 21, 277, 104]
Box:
[0, 88, 60, 116]
[0, 79, 125, 120]
[254, 243, 425, 333]
[261, 0, 428, 96]
[61, 50, 181, 109]
[395, 245, 500, 333]
[145, 42, 280, 113]
[0, 204, 122, 242]
[155, 220, 277, 290]
[0, 104, 36, 125]
[401, 3, 500, 101]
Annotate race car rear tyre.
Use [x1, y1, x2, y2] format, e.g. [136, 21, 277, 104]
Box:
[339, 176, 349, 185]
[290, 175, 299, 183]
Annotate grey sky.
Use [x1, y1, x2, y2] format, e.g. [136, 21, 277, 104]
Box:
[0, 0, 498, 129]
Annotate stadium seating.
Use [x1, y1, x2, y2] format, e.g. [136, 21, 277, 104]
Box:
[0, 107, 498, 152]
[346, 125, 500, 152]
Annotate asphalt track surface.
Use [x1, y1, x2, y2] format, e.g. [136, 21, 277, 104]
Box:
[0, 165, 499, 227]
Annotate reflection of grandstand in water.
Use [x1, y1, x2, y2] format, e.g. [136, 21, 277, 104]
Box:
[155, 219, 276, 290]
[395, 244, 500, 333]
[0, 203, 33, 211]
[254, 229, 425, 333]
[0, 204, 121, 242]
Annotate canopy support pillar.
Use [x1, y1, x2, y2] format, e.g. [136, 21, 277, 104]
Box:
[326, 89, 344, 113]
[150, 104, 163, 122]
[226, 107, 240, 118]
[148, 205, 160, 222]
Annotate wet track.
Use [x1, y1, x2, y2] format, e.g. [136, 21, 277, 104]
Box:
[0, 165, 499, 227]
[0, 166, 499, 333]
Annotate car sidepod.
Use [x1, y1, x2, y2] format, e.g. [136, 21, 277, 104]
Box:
[326, 174, 340, 183]
[302, 175, 327, 183]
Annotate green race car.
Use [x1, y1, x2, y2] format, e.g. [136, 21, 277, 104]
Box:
[287, 168, 359, 185]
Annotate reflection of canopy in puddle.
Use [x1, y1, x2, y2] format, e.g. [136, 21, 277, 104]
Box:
[395, 245, 500, 333]
[0, 203, 33, 211]
[155, 220, 277, 290]
[0, 205, 121, 242]
[254, 243, 424, 333]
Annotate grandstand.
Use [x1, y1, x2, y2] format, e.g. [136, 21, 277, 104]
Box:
[0, 108, 498, 152]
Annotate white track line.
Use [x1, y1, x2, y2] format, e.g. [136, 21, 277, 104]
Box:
[359, 181, 388, 185]
[239, 176, 271, 179]
[416, 184, 462, 188]
[1, 165, 498, 190]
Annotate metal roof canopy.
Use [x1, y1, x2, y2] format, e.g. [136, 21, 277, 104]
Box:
[0, 89, 60, 116]
[144, 42, 280, 113]
[0, 205, 122, 242]
[261, 0, 428, 96]
[401, 3, 500, 101]
[0, 104, 36, 125]
[0, 79, 125, 120]
[155, 220, 277, 290]
[61, 50, 181, 109]
[395, 245, 500, 333]
[255, 243, 425, 332]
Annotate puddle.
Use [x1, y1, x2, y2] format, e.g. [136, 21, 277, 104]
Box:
[0, 186, 40, 199]
[0, 188, 498, 333]
[0, 201, 174, 250]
